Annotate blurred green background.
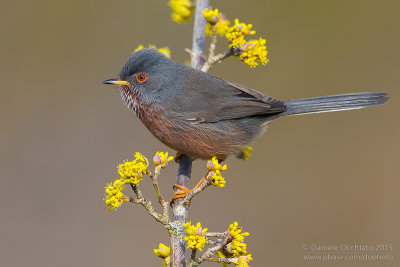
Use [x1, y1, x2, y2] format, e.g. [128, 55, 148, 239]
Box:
[0, 0, 399, 266]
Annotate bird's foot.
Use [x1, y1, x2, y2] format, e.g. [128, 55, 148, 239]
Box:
[170, 184, 192, 205]
[170, 172, 208, 206]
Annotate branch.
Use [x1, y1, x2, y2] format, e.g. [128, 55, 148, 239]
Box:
[190, 236, 230, 267]
[150, 169, 169, 218]
[172, 1, 209, 266]
[191, 248, 197, 262]
[205, 25, 218, 68]
[171, 155, 193, 267]
[184, 171, 213, 206]
[129, 185, 170, 229]
[209, 257, 239, 265]
[201, 48, 234, 72]
[191, 0, 209, 69]
[205, 231, 229, 238]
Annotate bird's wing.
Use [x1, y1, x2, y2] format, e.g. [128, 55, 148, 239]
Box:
[171, 70, 286, 123]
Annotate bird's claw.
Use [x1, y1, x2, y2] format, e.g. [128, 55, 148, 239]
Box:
[170, 184, 192, 206]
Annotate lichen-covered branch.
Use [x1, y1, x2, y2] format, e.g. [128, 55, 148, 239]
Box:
[172, 155, 193, 267]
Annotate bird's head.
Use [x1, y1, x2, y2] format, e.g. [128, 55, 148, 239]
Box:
[103, 48, 178, 108]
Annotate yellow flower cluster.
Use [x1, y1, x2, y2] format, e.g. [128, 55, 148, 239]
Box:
[169, 0, 193, 23]
[236, 254, 253, 267]
[134, 45, 171, 58]
[183, 221, 208, 251]
[240, 146, 253, 161]
[240, 38, 269, 68]
[225, 19, 256, 48]
[118, 152, 150, 185]
[104, 179, 128, 211]
[207, 157, 228, 187]
[227, 222, 250, 256]
[203, 8, 231, 36]
[202, 8, 270, 68]
[154, 243, 171, 266]
[104, 152, 150, 211]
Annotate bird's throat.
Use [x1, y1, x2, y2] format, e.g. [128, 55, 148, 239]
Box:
[119, 85, 143, 117]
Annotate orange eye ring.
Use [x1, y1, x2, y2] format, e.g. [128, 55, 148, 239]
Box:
[136, 73, 147, 83]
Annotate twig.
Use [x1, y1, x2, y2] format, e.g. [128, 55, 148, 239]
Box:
[205, 231, 229, 238]
[207, 25, 218, 66]
[129, 185, 170, 229]
[184, 171, 213, 206]
[191, 248, 197, 262]
[206, 240, 219, 246]
[190, 236, 230, 267]
[209, 257, 239, 264]
[201, 48, 234, 72]
[150, 169, 169, 218]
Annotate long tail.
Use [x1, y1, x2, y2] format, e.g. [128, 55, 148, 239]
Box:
[280, 92, 388, 117]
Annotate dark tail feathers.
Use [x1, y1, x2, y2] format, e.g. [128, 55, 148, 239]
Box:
[280, 92, 388, 117]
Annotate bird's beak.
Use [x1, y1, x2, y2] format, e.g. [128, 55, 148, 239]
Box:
[103, 79, 130, 86]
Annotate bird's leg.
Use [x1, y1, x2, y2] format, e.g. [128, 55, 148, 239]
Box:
[174, 152, 183, 163]
[171, 172, 209, 203]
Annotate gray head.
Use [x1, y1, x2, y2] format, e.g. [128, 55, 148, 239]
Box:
[103, 49, 180, 109]
[119, 49, 173, 79]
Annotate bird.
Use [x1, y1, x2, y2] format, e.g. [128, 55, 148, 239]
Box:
[104, 48, 387, 198]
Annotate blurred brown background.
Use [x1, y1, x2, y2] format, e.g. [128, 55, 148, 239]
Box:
[0, 0, 399, 266]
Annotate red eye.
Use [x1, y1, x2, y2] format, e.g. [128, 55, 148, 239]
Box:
[136, 73, 147, 83]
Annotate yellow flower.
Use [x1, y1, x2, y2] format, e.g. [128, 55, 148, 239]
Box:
[134, 45, 171, 58]
[207, 157, 227, 171]
[183, 221, 208, 251]
[240, 38, 269, 68]
[118, 152, 150, 185]
[157, 47, 171, 58]
[203, 8, 220, 25]
[240, 146, 253, 161]
[154, 243, 171, 259]
[216, 250, 227, 258]
[215, 18, 231, 35]
[169, 0, 193, 23]
[227, 239, 247, 256]
[204, 8, 231, 36]
[206, 18, 231, 36]
[236, 254, 253, 267]
[104, 179, 128, 211]
[225, 19, 256, 48]
[211, 170, 226, 187]
[153, 151, 174, 167]
[228, 222, 249, 241]
[134, 44, 145, 53]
